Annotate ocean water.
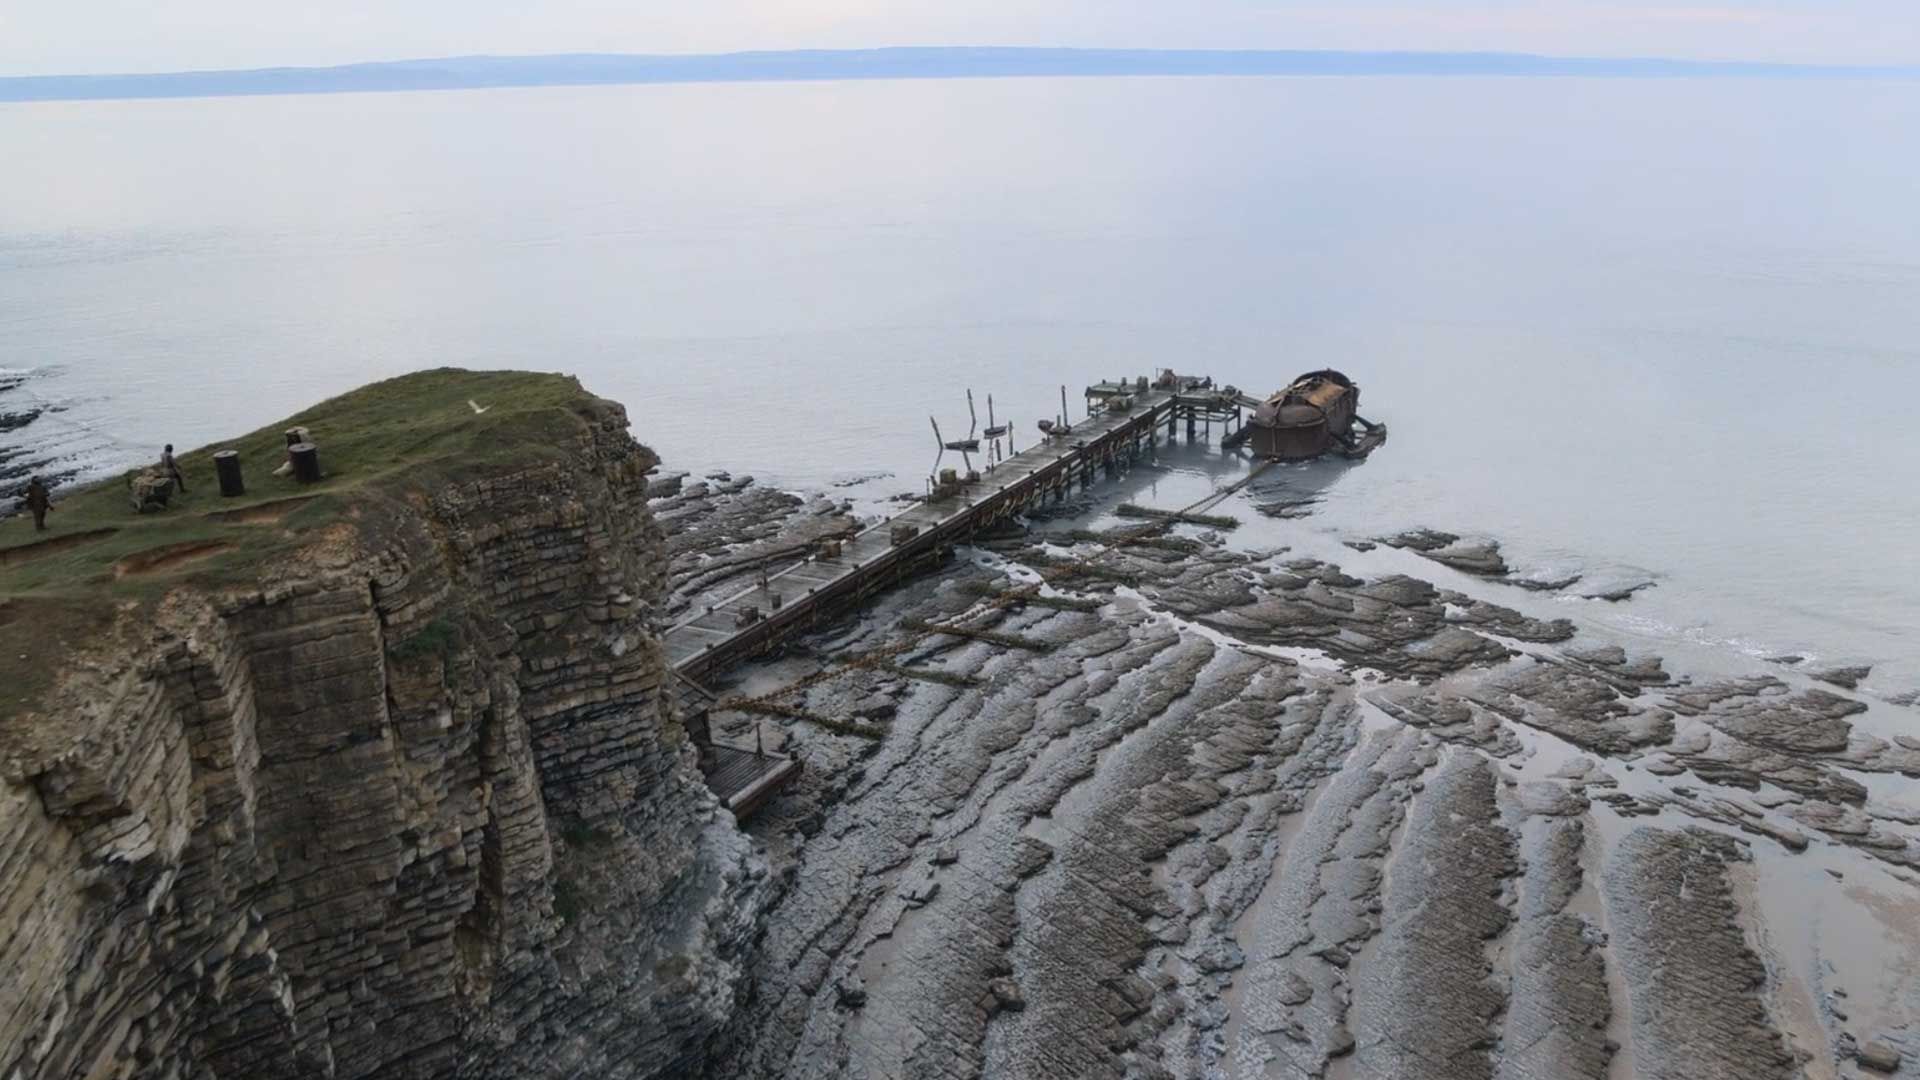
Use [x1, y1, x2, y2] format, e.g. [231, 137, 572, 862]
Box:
[1, 76, 1915, 687]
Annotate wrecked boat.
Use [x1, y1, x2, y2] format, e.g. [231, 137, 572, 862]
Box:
[1243, 369, 1386, 461]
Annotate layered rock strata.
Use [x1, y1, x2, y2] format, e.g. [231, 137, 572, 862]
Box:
[0, 394, 761, 1079]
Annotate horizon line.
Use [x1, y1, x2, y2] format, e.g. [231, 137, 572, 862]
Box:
[4, 45, 1917, 104]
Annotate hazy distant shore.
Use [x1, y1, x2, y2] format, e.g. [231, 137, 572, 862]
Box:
[4, 46, 1917, 103]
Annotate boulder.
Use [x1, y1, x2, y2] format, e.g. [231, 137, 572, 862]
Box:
[835, 975, 868, 1010]
[1811, 665, 1872, 691]
[1857, 1040, 1902, 1073]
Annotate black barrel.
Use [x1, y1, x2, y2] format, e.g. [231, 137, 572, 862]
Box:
[289, 443, 322, 484]
[213, 450, 245, 497]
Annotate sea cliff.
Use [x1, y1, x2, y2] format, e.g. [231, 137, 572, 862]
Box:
[0, 371, 762, 1079]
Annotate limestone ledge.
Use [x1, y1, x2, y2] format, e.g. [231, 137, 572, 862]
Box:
[1, 398, 764, 1079]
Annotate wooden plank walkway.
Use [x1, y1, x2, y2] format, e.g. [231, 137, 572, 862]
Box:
[671, 375, 1242, 816]
[702, 744, 802, 818]
[665, 379, 1240, 683]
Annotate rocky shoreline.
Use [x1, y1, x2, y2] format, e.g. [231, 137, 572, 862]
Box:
[3, 380, 1915, 1080]
[663, 463, 1920, 1080]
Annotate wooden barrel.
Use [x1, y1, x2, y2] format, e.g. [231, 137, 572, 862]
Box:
[289, 443, 322, 484]
[213, 450, 245, 497]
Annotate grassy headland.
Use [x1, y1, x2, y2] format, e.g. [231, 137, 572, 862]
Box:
[0, 368, 601, 725]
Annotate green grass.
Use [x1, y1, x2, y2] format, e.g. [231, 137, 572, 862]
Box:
[559, 821, 615, 851]
[0, 368, 610, 729]
[552, 877, 585, 926]
[390, 617, 461, 662]
[0, 596, 122, 731]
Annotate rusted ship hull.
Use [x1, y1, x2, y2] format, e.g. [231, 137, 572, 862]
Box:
[1246, 368, 1385, 461]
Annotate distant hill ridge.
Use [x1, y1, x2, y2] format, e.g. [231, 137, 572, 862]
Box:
[4, 46, 1917, 103]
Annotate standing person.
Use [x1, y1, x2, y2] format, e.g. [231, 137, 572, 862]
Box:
[22, 477, 52, 531]
[161, 444, 187, 493]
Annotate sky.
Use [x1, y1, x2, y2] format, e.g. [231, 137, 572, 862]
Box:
[0, 0, 1910, 77]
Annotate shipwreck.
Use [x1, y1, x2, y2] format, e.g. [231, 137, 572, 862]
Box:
[1242, 369, 1387, 461]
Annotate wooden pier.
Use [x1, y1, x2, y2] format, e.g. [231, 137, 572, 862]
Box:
[665, 376, 1243, 681]
[674, 374, 1246, 814]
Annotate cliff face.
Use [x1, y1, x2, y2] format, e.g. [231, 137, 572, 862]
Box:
[0, 393, 762, 1079]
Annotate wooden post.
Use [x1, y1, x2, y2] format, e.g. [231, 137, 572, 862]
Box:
[289, 443, 322, 484]
[213, 450, 245, 497]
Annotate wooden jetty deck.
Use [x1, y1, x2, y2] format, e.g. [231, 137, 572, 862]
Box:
[702, 744, 800, 818]
[665, 377, 1242, 683]
[672, 374, 1245, 815]
[672, 672, 801, 818]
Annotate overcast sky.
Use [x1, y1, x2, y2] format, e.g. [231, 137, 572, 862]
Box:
[1, 1, 1909, 77]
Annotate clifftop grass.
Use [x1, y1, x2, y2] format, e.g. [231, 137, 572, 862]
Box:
[0, 368, 608, 725]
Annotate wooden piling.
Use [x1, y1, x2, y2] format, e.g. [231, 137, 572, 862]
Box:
[213, 451, 244, 497]
[289, 443, 322, 484]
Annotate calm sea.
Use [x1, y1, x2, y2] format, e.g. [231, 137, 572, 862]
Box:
[1, 76, 1915, 686]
